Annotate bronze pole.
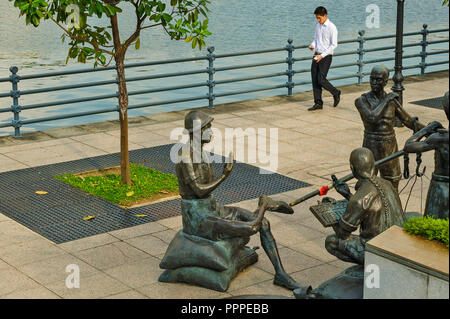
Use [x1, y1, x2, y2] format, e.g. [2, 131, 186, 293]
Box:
[392, 0, 405, 127]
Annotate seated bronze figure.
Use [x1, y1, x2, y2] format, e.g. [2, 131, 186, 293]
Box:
[325, 147, 406, 265]
[159, 110, 302, 292]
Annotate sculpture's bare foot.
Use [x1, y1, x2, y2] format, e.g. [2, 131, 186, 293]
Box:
[273, 272, 303, 291]
[258, 195, 294, 214]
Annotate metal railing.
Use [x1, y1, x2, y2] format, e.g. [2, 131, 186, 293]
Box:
[0, 24, 448, 137]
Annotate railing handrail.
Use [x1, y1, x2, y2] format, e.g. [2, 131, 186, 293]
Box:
[0, 25, 448, 137]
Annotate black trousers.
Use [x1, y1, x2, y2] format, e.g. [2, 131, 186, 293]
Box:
[311, 55, 339, 106]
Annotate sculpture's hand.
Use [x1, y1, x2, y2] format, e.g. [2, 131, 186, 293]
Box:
[332, 174, 351, 200]
[386, 92, 400, 102]
[222, 151, 234, 177]
[427, 121, 444, 132]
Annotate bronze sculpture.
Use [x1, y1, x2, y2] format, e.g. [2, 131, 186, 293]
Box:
[159, 110, 303, 292]
[294, 147, 406, 299]
[403, 92, 449, 219]
[325, 147, 406, 264]
[355, 65, 424, 190]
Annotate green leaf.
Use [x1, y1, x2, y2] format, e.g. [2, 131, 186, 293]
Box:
[135, 38, 140, 50]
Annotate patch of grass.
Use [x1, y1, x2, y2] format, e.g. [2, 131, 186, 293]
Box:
[55, 164, 179, 206]
[403, 216, 449, 249]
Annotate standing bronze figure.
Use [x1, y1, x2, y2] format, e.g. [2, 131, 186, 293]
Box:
[404, 92, 449, 219]
[159, 110, 303, 292]
[355, 65, 424, 190]
[326, 147, 406, 265]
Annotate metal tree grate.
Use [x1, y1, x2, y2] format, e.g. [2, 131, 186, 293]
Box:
[0, 144, 310, 243]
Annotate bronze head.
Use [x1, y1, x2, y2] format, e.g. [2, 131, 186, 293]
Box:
[184, 110, 214, 143]
[349, 147, 376, 180]
[370, 65, 389, 94]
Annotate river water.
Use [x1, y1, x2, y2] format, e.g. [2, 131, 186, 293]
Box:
[0, 0, 448, 136]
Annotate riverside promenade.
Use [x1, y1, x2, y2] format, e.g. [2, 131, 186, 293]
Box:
[0, 71, 448, 299]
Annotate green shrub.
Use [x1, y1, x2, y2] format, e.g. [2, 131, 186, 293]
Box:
[403, 216, 449, 249]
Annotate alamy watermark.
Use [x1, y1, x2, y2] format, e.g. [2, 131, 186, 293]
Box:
[366, 4, 380, 29]
[66, 4, 81, 30]
[169, 122, 279, 174]
[365, 263, 380, 289]
[65, 264, 80, 289]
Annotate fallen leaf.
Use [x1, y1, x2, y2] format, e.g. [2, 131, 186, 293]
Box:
[35, 191, 48, 195]
[83, 216, 95, 221]
[135, 214, 148, 217]
[126, 191, 135, 197]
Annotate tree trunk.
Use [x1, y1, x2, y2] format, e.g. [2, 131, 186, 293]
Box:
[110, 14, 131, 185]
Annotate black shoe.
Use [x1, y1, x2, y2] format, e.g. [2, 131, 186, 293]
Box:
[308, 104, 323, 111]
[333, 90, 341, 107]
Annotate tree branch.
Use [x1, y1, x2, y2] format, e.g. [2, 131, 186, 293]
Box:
[50, 17, 114, 56]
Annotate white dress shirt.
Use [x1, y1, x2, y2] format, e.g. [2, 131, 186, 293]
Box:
[310, 19, 338, 58]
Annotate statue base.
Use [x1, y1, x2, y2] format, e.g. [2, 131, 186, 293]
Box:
[159, 245, 258, 292]
[293, 265, 364, 299]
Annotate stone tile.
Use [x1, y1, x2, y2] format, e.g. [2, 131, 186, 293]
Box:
[0, 259, 12, 271]
[227, 279, 294, 298]
[290, 263, 344, 289]
[17, 253, 99, 285]
[45, 272, 130, 299]
[2, 286, 61, 299]
[103, 256, 162, 289]
[227, 266, 274, 292]
[254, 247, 323, 275]
[0, 220, 42, 248]
[67, 133, 141, 154]
[0, 268, 41, 297]
[152, 229, 178, 244]
[0, 154, 29, 172]
[0, 238, 66, 267]
[137, 281, 231, 299]
[157, 216, 182, 231]
[102, 289, 148, 299]
[58, 233, 119, 252]
[72, 241, 150, 270]
[270, 223, 326, 247]
[288, 239, 338, 263]
[108, 222, 168, 240]
[125, 234, 169, 256]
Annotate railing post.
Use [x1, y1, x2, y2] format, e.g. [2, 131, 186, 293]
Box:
[206, 46, 215, 109]
[9, 66, 22, 138]
[357, 30, 365, 86]
[286, 38, 295, 96]
[420, 24, 428, 76]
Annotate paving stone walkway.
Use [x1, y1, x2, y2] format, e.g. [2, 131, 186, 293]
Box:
[0, 71, 448, 299]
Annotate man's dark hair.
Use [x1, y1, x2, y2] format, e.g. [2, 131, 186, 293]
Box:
[314, 6, 327, 16]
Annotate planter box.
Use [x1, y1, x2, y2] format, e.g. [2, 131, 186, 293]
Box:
[364, 225, 449, 299]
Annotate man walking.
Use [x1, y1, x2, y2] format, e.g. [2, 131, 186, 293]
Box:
[308, 6, 341, 111]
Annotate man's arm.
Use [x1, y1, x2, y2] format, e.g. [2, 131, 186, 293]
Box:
[355, 93, 396, 123]
[320, 24, 338, 58]
[181, 159, 232, 198]
[309, 24, 317, 51]
[404, 121, 443, 153]
[332, 197, 365, 240]
[394, 99, 425, 132]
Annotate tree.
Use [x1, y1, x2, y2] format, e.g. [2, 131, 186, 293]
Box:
[9, 0, 212, 185]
